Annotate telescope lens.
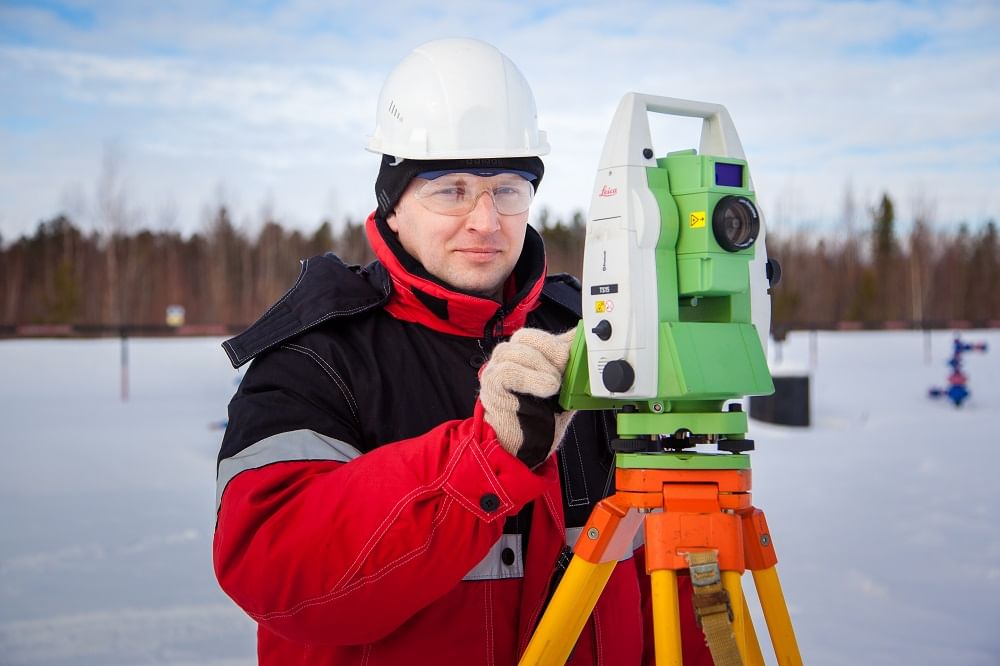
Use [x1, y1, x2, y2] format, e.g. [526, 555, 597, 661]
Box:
[712, 195, 760, 252]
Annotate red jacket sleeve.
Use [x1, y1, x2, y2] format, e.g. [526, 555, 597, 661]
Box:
[214, 402, 546, 645]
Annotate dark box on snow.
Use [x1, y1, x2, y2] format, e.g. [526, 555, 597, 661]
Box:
[750, 374, 810, 427]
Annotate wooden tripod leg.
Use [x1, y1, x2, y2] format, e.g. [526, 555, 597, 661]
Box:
[723, 571, 765, 666]
[519, 495, 641, 666]
[741, 508, 802, 665]
[519, 556, 617, 665]
[752, 567, 802, 666]
[739, 583, 766, 666]
[649, 569, 683, 666]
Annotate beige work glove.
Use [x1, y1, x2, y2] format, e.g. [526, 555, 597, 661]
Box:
[479, 328, 577, 469]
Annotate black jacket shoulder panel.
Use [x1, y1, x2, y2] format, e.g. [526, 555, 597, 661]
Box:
[222, 254, 391, 368]
[540, 273, 582, 319]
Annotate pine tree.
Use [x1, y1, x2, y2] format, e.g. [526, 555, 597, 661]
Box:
[872, 193, 896, 265]
[869, 193, 899, 320]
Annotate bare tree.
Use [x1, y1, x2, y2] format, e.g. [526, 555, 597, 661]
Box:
[95, 143, 140, 326]
[908, 193, 937, 326]
[834, 181, 861, 321]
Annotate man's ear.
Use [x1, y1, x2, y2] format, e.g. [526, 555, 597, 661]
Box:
[386, 211, 400, 233]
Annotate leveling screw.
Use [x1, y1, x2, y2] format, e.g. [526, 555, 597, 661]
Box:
[587, 528, 600, 540]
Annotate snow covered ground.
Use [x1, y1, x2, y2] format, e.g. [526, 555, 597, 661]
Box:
[1, 330, 998, 665]
[0, 337, 256, 666]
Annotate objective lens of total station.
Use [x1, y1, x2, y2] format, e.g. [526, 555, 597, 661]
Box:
[712, 195, 760, 252]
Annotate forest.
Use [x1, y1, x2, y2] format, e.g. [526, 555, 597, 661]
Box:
[1, 193, 997, 336]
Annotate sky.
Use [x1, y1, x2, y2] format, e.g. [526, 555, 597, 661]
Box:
[1, 330, 998, 664]
[1, 0, 999, 241]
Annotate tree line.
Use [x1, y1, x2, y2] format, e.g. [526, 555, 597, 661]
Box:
[767, 194, 999, 331]
[0, 193, 997, 332]
[0, 208, 371, 329]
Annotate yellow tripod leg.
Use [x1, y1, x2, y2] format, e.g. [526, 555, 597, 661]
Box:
[649, 569, 683, 666]
[519, 557, 616, 666]
[740, 584, 766, 665]
[722, 571, 765, 666]
[752, 567, 802, 666]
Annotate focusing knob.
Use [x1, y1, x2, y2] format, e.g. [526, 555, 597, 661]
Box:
[602, 359, 635, 393]
[766, 258, 782, 288]
[591, 319, 612, 341]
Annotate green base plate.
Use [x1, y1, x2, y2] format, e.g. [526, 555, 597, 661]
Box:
[616, 452, 750, 470]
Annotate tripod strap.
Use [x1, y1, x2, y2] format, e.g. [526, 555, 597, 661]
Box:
[686, 551, 743, 666]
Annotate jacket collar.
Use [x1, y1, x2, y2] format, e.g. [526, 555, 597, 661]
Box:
[366, 211, 546, 341]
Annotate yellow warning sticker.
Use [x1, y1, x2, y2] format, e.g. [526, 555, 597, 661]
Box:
[595, 301, 606, 313]
[690, 211, 706, 228]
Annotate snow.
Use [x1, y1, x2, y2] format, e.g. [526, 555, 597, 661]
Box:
[0, 338, 256, 665]
[1, 330, 998, 665]
[750, 330, 1000, 665]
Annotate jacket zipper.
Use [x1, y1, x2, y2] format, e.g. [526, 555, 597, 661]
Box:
[483, 308, 509, 350]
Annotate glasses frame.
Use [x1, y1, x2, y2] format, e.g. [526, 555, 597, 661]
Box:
[411, 173, 535, 217]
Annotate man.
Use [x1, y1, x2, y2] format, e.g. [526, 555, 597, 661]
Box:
[214, 38, 711, 665]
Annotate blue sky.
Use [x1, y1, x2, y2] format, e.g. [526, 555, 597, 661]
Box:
[1, 0, 998, 239]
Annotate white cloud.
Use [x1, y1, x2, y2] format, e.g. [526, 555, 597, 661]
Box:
[2, 46, 377, 131]
[1, 0, 998, 238]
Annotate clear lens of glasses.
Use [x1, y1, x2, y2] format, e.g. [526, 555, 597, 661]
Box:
[413, 174, 534, 216]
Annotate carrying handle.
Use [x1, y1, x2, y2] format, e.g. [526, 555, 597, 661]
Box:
[598, 92, 748, 170]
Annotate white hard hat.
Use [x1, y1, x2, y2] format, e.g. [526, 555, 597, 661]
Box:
[367, 38, 550, 160]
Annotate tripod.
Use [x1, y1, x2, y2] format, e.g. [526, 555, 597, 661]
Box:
[519, 451, 802, 665]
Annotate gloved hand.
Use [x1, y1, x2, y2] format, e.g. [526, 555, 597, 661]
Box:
[479, 327, 577, 469]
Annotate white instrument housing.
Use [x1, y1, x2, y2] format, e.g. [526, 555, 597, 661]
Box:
[581, 93, 771, 399]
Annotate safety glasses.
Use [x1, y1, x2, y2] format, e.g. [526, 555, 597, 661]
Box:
[412, 173, 535, 216]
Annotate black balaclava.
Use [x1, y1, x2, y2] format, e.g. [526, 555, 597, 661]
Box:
[374, 154, 545, 219]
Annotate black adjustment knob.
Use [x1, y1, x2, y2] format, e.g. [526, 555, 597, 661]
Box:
[718, 438, 755, 454]
[591, 319, 612, 341]
[611, 438, 655, 453]
[766, 258, 782, 288]
[602, 360, 635, 393]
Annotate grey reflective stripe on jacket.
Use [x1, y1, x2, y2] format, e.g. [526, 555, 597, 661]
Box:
[461, 524, 647, 583]
[462, 533, 525, 581]
[216, 429, 363, 510]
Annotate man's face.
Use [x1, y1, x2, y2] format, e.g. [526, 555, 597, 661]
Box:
[387, 174, 530, 301]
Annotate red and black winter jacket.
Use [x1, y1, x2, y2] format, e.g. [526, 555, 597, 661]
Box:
[214, 212, 712, 665]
